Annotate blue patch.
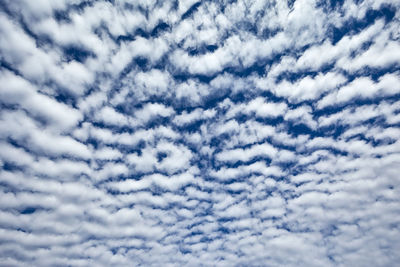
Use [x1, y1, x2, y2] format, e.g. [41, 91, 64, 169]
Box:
[20, 207, 36, 214]
[151, 21, 170, 37]
[181, 2, 202, 21]
[62, 46, 94, 63]
[53, 10, 71, 23]
[188, 44, 219, 56]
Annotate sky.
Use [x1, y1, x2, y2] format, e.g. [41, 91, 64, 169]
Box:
[0, 0, 400, 266]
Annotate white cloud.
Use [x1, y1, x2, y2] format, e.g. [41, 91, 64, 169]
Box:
[0, 110, 91, 159]
[284, 105, 317, 129]
[318, 73, 400, 108]
[264, 72, 347, 103]
[173, 108, 216, 126]
[94, 147, 123, 161]
[134, 102, 175, 125]
[245, 97, 288, 118]
[216, 142, 278, 163]
[95, 106, 130, 126]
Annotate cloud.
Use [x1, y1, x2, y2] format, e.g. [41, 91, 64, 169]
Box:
[318, 73, 400, 108]
[216, 142, 278, 163]
[173, 108, 216, 126]
[134, 102, 175, 126]
[1, 0, 400, 266]
[270, 72, 347, 103]
[95, 106, 130, 126]
[0, 70, 83, 131]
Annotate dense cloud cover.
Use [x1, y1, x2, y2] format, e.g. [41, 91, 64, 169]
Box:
[1, 0, 400, 266]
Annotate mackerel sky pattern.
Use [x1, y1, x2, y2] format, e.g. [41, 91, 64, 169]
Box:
[0, 0, 400, 266]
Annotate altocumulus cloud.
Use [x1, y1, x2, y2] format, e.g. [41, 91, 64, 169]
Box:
[0, 0, 400, 266]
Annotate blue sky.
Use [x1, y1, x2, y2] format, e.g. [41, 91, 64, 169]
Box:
[0, 0, 400, 266]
